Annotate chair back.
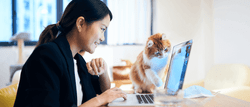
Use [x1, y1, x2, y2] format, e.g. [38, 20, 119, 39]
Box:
[0, 83, 18, 107]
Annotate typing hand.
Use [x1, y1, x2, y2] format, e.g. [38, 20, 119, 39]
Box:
[98, 87, 127, 104]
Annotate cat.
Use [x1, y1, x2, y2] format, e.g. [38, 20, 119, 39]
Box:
[129, 33, 171, 93]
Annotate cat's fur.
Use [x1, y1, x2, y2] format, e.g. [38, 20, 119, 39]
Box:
[129, 33, 171, 93]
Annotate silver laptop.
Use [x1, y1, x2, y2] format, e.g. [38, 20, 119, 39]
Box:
[108, 40, 193, 107]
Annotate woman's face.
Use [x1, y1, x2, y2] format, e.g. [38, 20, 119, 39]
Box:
[77, 15, 110, 54]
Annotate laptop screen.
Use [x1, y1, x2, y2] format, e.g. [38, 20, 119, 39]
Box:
[164, 40, 193, 93]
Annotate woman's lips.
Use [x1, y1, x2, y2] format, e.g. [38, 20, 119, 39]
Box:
[94, 42, 99, 47]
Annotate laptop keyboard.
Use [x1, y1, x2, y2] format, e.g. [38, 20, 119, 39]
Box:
[136, 94, 154, 104]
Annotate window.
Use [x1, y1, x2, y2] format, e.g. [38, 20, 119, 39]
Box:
[0, 0, 57, 46]
[15, 0, 56, 41]
[107, 0, 152, 45]
[63, 0, 71, 10]
[0, 0, 152, 46]
[0, 1, 12, 41]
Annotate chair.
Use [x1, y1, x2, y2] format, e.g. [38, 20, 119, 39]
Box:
[111, 60, 133, 88]
[112, 65, 132, 88]
[0, 70, 21, 107]
[0, 83, 18, 107]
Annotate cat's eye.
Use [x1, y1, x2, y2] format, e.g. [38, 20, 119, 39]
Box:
[164, 48, 168, 51]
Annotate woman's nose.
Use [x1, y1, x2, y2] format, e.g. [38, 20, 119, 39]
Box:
[100, 34, 105, 42]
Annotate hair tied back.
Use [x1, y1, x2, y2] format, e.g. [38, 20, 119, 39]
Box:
[57, 24, 65, 33]
[56, 22, 65, 37]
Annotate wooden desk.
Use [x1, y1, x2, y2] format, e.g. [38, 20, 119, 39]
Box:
[189, 92, 250, 107]
[107, 90, 250, 107]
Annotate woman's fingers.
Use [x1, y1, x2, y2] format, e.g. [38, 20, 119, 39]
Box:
[86, 62, 95, 75]
[96, 58, 105, 74]
[110, 87, 118, 90]
[113, 87, 121, 91]
[99, 87, 127, 104]
[112, 87, 127, 100]
[122, 94, 127, 100]
[86, 58, 107, 76]
[96, 58, 102, 68]
[99, 58, 104, 68]
[96, 58, 106, 75]
[96, 58, 102, 74]
[117, 91, 127, 100]
[91, 59, 98, 75]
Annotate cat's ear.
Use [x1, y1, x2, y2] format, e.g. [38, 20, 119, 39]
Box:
[147, 40, 154, 47]
[162, 33, 168, 41]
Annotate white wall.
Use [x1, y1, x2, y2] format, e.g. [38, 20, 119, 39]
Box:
[0, 46, 34, 89]
[153, 0, 214, 84]
[0, 45, 144, 89]
[214, 0, 250, 66]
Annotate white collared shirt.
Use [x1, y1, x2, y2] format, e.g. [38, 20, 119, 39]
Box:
[73, 59, 83, 106]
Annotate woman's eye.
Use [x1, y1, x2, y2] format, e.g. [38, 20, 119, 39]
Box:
[101, 28, 106, 32]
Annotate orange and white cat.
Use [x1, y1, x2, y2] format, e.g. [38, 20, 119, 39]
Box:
[129, 33, 171, 93]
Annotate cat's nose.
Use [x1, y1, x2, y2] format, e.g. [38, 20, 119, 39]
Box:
[158, 55, 163, 58]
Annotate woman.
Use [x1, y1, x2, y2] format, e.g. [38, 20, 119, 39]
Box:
[14, 0, 127, 106]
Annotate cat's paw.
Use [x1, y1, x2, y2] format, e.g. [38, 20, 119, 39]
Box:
[155, 79, 163, 87]
[135, 88, 143, 94]
[145, 88, 154, 93]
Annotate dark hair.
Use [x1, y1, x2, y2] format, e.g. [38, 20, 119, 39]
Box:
[36, 0, 113, 47]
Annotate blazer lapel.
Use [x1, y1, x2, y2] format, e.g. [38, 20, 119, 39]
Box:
[53, 35, 77, 103]
[74, 53, 97, 103]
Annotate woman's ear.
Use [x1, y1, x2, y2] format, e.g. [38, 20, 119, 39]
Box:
[76, 16, 85, 32]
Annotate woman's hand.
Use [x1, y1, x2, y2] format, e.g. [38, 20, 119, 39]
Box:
[79, 87, 127, 107]
[97, 87, 127, 105]
[86, 58, 107, 76]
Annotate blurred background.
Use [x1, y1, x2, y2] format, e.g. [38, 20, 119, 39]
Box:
[0, 0, 250, 91]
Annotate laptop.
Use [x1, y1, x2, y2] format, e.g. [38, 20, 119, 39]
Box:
[108, 40, 193, 107]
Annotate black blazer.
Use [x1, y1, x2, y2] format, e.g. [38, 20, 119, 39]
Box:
[14, 35, 102, 107]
